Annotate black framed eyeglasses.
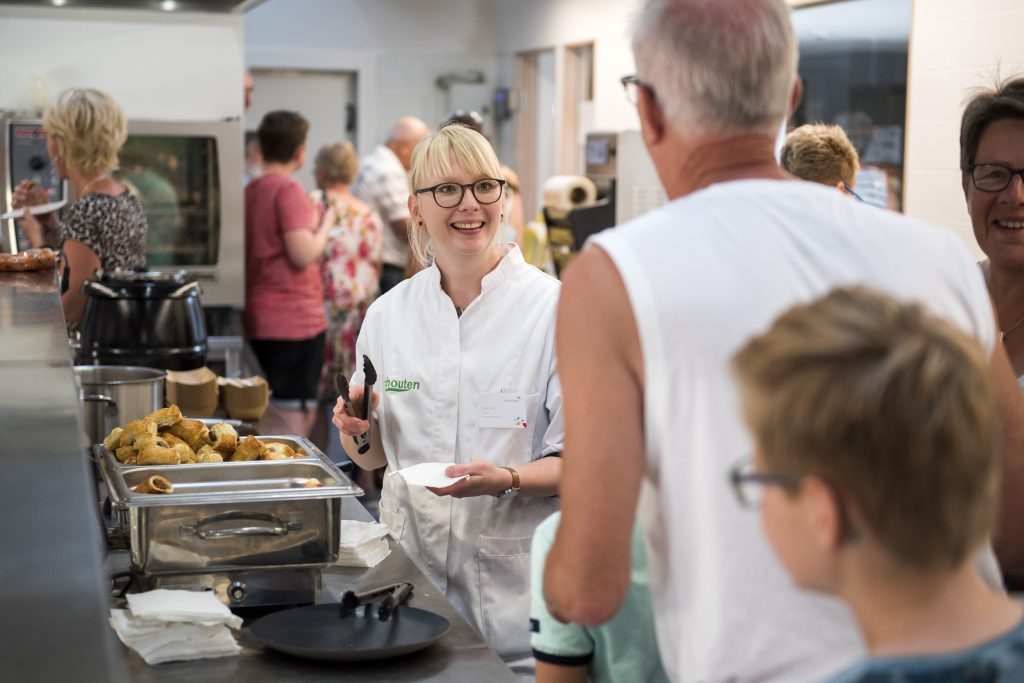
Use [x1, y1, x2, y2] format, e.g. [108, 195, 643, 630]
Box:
[968, 164, 1024, 193]
[415, 178, 506, 209]
[728, 458, 803, 510]
[620, 74, 657, 106]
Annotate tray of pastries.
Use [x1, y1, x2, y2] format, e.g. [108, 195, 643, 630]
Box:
[101, 404, 315, 466]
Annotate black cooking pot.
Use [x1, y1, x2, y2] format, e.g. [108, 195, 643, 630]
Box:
[76, 270, 208, 371]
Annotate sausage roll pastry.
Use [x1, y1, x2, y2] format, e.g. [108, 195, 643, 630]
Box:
[261, 450, 289, 460]
[166, 418, 211, 450]
[120, 419, 158, 447]
[210, 423, 238, 454]
[146, 404, 183, 428]
[262, 442, 297, 459]
[133, 475, 174, 494]
[160, 432, 190, 449]
[231, 435, 266, 461]
[133, 433, 170, 450]
[171, 443, 196, 463]
[137, 443, 181, 466]
[197, 450, 224, 463]
[103, 427, 124, 451]
[114, 445, 138, 464]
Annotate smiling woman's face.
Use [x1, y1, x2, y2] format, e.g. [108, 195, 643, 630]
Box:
[965, 118, 1024, 270]
[411, 159, 503, 267]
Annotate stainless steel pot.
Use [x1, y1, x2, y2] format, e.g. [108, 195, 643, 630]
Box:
[74, 365, 165, 446]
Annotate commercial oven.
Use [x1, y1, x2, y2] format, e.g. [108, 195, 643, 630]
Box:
[0, 116, 244, 307]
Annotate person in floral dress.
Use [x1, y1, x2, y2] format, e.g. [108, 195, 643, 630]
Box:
[310, 142, 383, 397]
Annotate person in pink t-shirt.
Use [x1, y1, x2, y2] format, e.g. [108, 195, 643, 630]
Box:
[243, 110, 336, 435]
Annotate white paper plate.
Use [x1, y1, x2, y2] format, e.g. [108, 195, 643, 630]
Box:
[0, 199, 67, 220]
[395, 462, 469, 488]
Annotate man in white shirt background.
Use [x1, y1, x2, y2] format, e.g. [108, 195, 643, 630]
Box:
[352, 116, 430, 295]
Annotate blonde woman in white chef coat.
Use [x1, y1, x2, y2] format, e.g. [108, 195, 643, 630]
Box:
[333, 124, 562, 671]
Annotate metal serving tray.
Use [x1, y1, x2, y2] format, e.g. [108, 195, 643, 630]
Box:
[98, 441, 362, 576]
[103, 434, 319, 468]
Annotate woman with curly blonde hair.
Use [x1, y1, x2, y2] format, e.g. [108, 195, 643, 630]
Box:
[13, 88, 147, 326]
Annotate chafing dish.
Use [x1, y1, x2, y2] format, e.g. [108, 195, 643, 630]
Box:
[98, 439, 362, 577]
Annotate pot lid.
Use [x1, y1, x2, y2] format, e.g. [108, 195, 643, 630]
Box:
[82, 273, 201, 299]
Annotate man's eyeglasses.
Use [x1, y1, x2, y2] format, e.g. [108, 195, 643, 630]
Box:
[415, 178, 506, 209]
[621, 74, 657, 106]
[728, 458, 802, 510]
[842, 182, 864, 202]
[968, 164, 1024, 193]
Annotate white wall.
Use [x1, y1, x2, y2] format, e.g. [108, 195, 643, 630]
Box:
[492, 0, 643, 165]
[904, 0, 1024, 257]
[245, 0, 498, 156]
[0, 6, 244, 121]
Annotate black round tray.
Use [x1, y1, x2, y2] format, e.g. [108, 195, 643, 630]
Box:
[249, 604, 450, 661]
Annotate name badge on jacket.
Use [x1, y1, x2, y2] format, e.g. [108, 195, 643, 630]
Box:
[478, 393, 527, 429]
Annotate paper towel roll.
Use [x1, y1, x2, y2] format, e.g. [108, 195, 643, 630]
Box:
[542, 175, 598, 218]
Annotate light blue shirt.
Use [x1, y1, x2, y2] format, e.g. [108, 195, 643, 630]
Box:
[825, 616, 1024, 683]
[530, 513, 669, 683]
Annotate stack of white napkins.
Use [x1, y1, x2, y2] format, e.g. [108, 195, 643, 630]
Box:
[335, 520, 391, 568]
[109, 589, 242, 665]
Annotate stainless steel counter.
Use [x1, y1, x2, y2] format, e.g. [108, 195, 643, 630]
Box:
[0, 269, 127, 682]
[0, 269, 516, 681]
[116, 498, 518, 682]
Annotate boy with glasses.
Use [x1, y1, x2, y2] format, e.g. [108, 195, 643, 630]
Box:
[732, 285, 1024, 682]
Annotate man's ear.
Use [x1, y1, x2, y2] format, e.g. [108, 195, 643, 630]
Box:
[802, 476, 845, 551]
[637, 84, 666, 148]
[789, 77, 804, 116]
[962, 172, 971, 206]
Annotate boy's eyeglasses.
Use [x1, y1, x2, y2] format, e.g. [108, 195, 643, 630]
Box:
[728, 458, 861, 541]
[968, 163, 1024, 193]
[842, 182, 864, 202]
[728, 458, 802, 510]
[620, 74, 658, 106]
[415, 178, 505, 208]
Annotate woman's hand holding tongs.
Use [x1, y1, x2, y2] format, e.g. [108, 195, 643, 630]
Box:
[332, 384, 380, 438]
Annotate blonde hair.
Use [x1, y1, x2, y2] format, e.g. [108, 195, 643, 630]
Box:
[780, 123, 860, 187]
[407, 125, 505, 268]
[733, 286, 999, 571]
[314, 141, 359, 186]
[43, 88, 127, 179]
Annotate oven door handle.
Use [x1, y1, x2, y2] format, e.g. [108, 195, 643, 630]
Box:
[179, 511, 303, 539]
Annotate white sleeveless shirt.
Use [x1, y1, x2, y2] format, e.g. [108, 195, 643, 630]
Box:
[591, 179, 995, 683]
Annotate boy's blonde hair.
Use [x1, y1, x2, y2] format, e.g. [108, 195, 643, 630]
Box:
[407, 125, 505, 268]
[733, 286, 999, 570]
[780, 123, 860, 187]
[44, 88, 127, 179]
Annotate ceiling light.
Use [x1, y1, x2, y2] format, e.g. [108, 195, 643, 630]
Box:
[160, 0, 177, 10]
[52, 0, 66, 6]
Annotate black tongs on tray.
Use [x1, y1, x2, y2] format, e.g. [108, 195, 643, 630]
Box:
[335, 355, 377, 455]
[339, 582, 413, 622]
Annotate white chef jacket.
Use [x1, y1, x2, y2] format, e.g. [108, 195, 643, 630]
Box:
[350, 244, 563, 660]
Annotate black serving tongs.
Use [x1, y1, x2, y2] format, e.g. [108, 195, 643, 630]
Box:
[339, 582, 413, 622]
[335, 355, 377, 455]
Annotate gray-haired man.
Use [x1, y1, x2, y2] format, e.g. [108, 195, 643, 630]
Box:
[543, 0, 1024, 681]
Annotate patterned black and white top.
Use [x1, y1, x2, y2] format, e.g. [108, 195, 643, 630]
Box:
[60, 190, 148, 270]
